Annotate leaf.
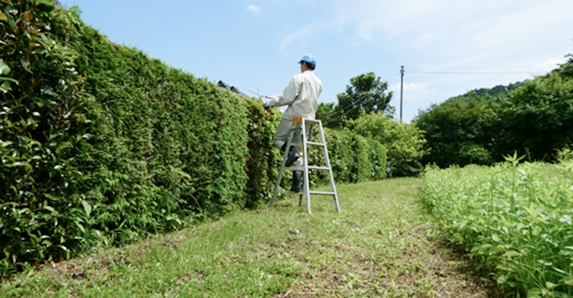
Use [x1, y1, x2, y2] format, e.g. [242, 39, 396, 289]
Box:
[502, 250, 520, 258]
[0, 60, 10, 75]
[81, 201, 92, 217]
[0, 81, 11, 93]
[44, 193, 60, 201]
[23, 11, 33, 22]
[527, 288, 541, 298]
[74, 221, 85, 233]
[35, 0, 54, 12]
[559, 214, 571, 225]
[0, 11, 6, 22]
[43, 206, 55, 213]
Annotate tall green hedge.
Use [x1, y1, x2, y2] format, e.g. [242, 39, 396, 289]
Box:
[1, 0, 96, 275]
[0, 1, 387, 276]
[323, 128, 387, 183]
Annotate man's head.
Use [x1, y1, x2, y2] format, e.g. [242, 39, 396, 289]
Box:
[299, 54, 316, 71]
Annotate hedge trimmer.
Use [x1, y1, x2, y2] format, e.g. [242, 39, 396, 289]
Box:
[250, 89, 274, 115]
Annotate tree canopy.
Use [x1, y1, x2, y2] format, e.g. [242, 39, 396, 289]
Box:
[336, 72, 394, 121]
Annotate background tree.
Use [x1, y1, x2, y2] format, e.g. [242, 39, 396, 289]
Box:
[492, 73, 573, 161]
[316, 102, 342, 129]
[415, 54, 573, 167]
[415, 94, 496, 167]
[336, 72, 394, 121]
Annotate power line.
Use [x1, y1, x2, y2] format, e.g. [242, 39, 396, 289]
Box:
[408, 70, 540, 75]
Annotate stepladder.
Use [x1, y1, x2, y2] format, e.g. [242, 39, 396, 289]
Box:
[270, 117, 340, 213]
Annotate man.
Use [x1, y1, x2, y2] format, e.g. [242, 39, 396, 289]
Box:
[264, 54, 323, 192]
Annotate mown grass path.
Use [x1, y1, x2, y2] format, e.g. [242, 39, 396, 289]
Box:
[2, 178, 497, 297]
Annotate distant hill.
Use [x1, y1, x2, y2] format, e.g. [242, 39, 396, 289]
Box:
[447, 54, 573, 102]
[447, 81, 525, 102]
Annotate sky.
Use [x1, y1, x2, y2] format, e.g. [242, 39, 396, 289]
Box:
[58, 0, 573, 122]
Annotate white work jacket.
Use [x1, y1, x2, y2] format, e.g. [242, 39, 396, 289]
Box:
[267, 70, 322, 120]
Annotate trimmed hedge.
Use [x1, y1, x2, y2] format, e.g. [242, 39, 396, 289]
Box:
[0, 1, 387, 276]
[323, 129, 387, 184]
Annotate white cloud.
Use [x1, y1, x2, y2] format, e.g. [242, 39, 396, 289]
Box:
[280, 0, 573, 63]
[533, 58, 566, 72]
[246, 5, 260, 13]
[390, 82, 436, 104]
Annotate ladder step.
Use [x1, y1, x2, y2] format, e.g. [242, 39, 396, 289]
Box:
[308, 166, 330, 171]
[286, 166, 303, 171]
[309, 191, 336, 195]
[279, 190, 302, 194]
[306, 141, 325, 146]
[286, 166, 331, 171]
[278, 190, 335, 195]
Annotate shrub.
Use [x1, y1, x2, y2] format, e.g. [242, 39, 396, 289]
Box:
[0, 0, 96, 274]
[346, 112, 426, 176]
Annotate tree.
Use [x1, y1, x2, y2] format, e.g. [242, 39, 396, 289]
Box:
[316, 102, 342, 129]
[336, 72, 394, 121]
[415, 94, 496, 167]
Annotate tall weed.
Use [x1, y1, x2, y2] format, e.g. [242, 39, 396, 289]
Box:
[422, 159, 573, 297]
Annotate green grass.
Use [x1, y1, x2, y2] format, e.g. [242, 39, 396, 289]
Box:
[1, 178, 496, 297]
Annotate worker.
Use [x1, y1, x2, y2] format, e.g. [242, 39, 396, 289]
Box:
[264, 54, 323, 192]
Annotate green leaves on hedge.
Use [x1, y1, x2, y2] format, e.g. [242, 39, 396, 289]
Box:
[0, 0, 389, 277]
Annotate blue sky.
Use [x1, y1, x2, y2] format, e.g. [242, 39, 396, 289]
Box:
[59, 0, 573, 122]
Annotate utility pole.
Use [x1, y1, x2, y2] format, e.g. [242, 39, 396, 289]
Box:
[400, 66, 404, 123]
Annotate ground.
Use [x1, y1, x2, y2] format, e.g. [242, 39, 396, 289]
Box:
[1, 178, 501, 297]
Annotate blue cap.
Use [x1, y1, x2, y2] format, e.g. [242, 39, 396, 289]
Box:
[299, 54, 316, 66]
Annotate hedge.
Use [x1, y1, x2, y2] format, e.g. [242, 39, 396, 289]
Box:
[0, 1, 387, 276]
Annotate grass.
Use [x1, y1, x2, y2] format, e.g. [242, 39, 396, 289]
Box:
[1, 178, 498, 297]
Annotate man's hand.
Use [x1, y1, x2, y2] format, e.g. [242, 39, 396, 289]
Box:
[263, 102, 270, 109]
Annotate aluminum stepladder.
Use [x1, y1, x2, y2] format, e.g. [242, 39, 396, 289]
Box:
[270, 117, 340, 213]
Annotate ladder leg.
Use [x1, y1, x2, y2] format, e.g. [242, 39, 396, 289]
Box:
[270, 128, 296, 206]
[301, 120, 312, 213]
[318, 121, 340, 212]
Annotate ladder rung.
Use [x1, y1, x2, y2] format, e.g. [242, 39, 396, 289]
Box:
[308, 166, 330, 171]
[286, 166, 330, 171]
[306, 141, 325, 146]
[286, 166, 303, 171]
[309, 191, 336, 195]
[279, 190, 302, 194]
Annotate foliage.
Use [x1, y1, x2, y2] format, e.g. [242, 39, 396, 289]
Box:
[0, 1, 256, 275]
[322, 128, 387, 183]
[347, 112, 426, 177]
[553, 54, 573, 79]
[243, 100, 282, 208]
[557, 146, 573, 162]
[415, 95, 496, 167]
[421, 159, 573, 297]
[492, 74, 573, 162]
[316, 102, 341, 129]
[336, 72, 394, 121]
[445, 82, 524, 103]
[416, 60, 573, 167]
[0, 0, 97, 275]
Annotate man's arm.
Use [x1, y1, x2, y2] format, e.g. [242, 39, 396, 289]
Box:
[266, 76, 301, 107]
